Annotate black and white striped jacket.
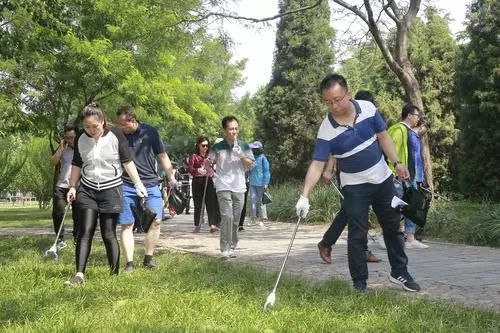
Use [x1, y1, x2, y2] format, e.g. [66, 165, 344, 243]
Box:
[72, 127, 132, 191]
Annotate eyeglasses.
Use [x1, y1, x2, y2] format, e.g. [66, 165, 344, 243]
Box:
[412, 113, 420, 117]
[201, 144, 209, 148]
[324, 91, 348, 106]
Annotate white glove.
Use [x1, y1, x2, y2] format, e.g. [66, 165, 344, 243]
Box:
[168, 179, 179, 189]
[295, 195, 310, 218]
[232, 144, 242, 158]
[135, 182, 148, 198]
[197, 167, 207, 176]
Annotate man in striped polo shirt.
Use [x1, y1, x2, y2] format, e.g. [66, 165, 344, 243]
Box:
[295, 74, 421, 293]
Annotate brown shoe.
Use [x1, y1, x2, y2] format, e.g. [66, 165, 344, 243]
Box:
[317, 241, 332, 264]
[366, 250, 382, 263]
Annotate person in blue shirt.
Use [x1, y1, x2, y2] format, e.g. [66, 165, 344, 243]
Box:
[248, 141, 271, 226]
[318, 91, 382, 264]
[116, 106, 177, 273]
[295, 74, 420, 293]
[388, 103, 430, 249]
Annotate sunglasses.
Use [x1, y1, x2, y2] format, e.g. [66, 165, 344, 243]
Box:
[201, 144, 209, 148]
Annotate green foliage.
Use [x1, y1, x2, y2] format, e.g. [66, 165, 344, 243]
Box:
[0, 0, 243, 147]
[423, 200, 500, 247]
[229, 92, 256, 142]
[266, 179, 342, 224]
[455, 0, 500, 201]
[0, 136, 26, 192]
[339, 43, 404, 124]
[10, 137, 54, 207]
[257, 0, 335, 180]
[0, 228, 498, 331]
[408, 7, 459, 190]
[266, 180, 500, 248]
[340, 8, 459, 191]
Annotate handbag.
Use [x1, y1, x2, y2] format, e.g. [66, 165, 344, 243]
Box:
[132, 198, 157, 233]
[262, 191, 272, 205]
[401, 182, 432, 228]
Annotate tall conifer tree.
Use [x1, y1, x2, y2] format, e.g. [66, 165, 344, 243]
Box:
[456, 0, 500, 200]
[257, 0, 334, 180]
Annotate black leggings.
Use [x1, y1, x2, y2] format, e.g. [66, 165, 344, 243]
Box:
[75, 209, 120, 275]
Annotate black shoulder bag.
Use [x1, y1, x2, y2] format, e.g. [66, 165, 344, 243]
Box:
[401, 182, 432, 228]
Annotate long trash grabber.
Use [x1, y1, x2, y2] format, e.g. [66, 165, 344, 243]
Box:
[43, 203, 71, 261]
[329, 179, 344, 200]
[264, 215, 303, 312]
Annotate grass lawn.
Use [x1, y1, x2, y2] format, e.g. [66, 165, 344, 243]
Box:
[1, 236, 500, 332]
[1, 208, 499, 332]
[0, 205, 52, 228]
[0, 207, 500, 332]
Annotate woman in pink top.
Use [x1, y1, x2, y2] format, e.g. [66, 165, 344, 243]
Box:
[187, 136, 220, 233]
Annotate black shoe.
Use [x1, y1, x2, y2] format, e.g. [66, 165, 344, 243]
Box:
[353, 280, 367, 293]
[389, 272, 421, 292]
[143, 260, 157, 270]
[124, 262, 134, 274]
[238, 226, 244, 231]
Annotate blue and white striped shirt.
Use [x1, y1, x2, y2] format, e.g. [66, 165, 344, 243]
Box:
[312, 100, 392, 187]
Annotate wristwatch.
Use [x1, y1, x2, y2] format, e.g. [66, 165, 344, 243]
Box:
[393, 161, 402, 168]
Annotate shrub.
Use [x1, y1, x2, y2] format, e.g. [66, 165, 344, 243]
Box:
[423, 200, 500, 247]
[266, 180, 500, 248]
[266, 180, 342, 224]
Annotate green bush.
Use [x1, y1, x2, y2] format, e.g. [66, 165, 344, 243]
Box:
[267, 180, 342, 224]
[423, 200, 500, 247]
[267, 181, 500, 248]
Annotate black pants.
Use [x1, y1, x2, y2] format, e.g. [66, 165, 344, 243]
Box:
[52, 186, 79, 241]
[75, 209, 120, 275]
[342, 176, 407, 283]
[322, 208, 369, 252]
[239, 182, 249, 227]
[192, 177, 220, 227]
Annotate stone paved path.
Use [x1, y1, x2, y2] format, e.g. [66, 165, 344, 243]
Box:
[3, 214, 500, 311]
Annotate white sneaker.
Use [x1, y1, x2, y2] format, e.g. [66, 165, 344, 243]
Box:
[229, 249, 237, 258]
[406, 239, 429, 249]
[221, 250, 231, 259]
[259, 221, 265, 227]
[378, 235, 386, 249]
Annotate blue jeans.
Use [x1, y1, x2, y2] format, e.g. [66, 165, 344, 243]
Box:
[249, 185, 265, 219]
[342, 176, 408, 283]
[393, 179, 417, 235]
